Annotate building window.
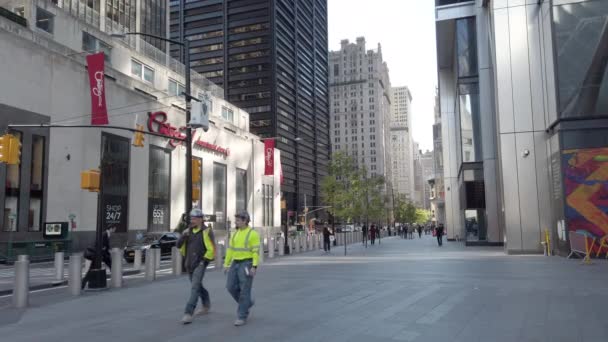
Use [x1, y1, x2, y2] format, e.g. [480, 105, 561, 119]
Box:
[456, 17, 478, 78]
[262, 184, 273, 227]
[553, 1, 608, 117]
[168, 79, 185, 97]
[190, 43, 223, 54]
[221, 106, 234, 123]
[213, 163, 227, 230]
[201, 70, 224, 78]
[191, 57, 223, 66]
[28, 135, 45, 232]
[148, 146, 171, 232]
[131, 59, 154, 83]
[82, 32, 112, 62]
[236, 168, 247, 213]
[3, 132, 22, 232]
[36, 7, 54, 34]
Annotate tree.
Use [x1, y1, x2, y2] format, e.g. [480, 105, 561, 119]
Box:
[320, 152, 360, 229]
[414, 209, 431, 224]
[394, 194, 417, 224]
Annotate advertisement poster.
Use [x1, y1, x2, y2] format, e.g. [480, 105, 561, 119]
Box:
[102, 195, 128, 233]
[562, 147, 608, 241]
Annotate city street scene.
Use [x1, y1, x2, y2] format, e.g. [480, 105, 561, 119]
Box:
[1, 0, 608, 341]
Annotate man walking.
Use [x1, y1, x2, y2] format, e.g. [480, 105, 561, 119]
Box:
[224, 211, 260, 326]
[436, 223, 445, 246]
[178, 209, 216, 324]
[322, 226, 332, 253]
[82, 225, 115, 289]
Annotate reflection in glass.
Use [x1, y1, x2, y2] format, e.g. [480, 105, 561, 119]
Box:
[459, 83, 482, 163]
[213, 163, 227, 230]
[456, 17, 478, 79]
[553, 1, 608, 117]
[148, 146, 171, 232]
[4, 132, 21, 232]
[236, 169, 247, 213]
[29, 135, 45, 232]
[464, 209, 487, 242]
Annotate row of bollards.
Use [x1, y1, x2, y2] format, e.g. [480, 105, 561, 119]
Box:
[12, 233, 363, 308]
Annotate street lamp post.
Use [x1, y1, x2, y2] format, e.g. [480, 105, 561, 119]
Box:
[111, 32, 193, 227]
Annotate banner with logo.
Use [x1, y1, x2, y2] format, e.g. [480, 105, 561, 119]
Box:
[86, 53, 109, 125]
[264, 139, 274, 176]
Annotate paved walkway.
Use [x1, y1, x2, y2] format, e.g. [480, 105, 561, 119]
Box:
[1, 236, 607, 342]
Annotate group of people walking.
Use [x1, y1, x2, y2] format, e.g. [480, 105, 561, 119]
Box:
[397, 223, 446, 246]
[177, 208, 259, 326]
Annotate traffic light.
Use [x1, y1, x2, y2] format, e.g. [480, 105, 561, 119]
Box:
[133, 124, 145, 147]
[192, 185, 201, 202]
[81, 169, 101, 192]
[192, 158, 201, 183]
[0, 134, 21, 165]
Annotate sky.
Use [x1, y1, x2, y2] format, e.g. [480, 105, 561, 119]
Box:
[328, 0, 438, 152]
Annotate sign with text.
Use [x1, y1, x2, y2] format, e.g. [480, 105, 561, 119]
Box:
[264, 139, 274, 176]
[102, 195, 128, 232]
[86, 53, 109, 125]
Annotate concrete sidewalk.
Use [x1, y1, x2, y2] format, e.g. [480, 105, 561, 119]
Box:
[1, 236, 607, 342]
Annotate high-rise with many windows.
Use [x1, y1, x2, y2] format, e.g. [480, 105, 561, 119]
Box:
[390, 86, 414, 201]
[329, 37, 392, 183]
[170, 0, 330, 220]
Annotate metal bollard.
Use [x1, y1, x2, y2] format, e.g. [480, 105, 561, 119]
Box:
[13, 255, 29, 308]
[155, 247, 161, 270]
[304, 236, 309, 252]
[145, 249, 156, 281]
[278, 237, 285, 256]
[133, 249, 142, 272]
[216, 242, 224, 272]
[172, 246, 183, 276]
[295, 235, 301, 253]
[54, 252, 64, 284]
[111, 248, 123, 288]
[259, 237, 265, 264]
[68, 253, 82, 296]
[269, 237, 275, 258]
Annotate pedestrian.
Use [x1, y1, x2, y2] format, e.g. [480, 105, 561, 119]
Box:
[362, 224, 368, 245]
[178, 208, 216, 324]
[418, 225, 423, 238]
[370, 225, 377, 245]
[322, 226, 332, 252]
[436, 223, 445, 246]
[224, 210, 260, 326]
[82, 225, 115, 289]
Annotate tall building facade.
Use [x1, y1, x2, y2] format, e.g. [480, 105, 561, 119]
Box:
[390, 86, 414, 201]
[435, 0, 608, 253]
[412, 142, 423, 207]
[170, 0, 330, 219]
[420, 150, 433, 210]
[429, 88, 446, 225]
[329, 37, 392, 184]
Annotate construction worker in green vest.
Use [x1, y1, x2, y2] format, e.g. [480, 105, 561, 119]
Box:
[178, 208, 216, 324]
[224, 210, 260, 326]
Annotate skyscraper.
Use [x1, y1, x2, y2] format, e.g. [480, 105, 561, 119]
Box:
[170, 0, 330, 218]
[390, 86, 414, 201]
[329, 37, 392, 183]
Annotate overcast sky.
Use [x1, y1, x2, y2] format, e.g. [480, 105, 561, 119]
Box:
[328, 0, 438, 152]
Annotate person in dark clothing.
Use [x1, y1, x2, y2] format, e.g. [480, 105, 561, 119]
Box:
[178, 208, 216, 324]
[82, 226, 115, 289]
[436, 223, 445, 246]
[370, 225, 377, 245]
[362, 225, 368, 245]
[322, 226, 332, 252]
[417, 225, 423, 238]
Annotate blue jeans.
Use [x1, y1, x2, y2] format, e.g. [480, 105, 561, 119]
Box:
[226, 260, 254, 320]
[185, 262, 210, 315]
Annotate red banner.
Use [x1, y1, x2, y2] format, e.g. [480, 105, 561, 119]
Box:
[86, 53, 109, 125]
[264, 139, 274, 176]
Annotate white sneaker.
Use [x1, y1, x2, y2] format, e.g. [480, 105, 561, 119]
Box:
[181, 314, 193, 324]
[194, 306, 210, 316]
[234, 319, 246, 326]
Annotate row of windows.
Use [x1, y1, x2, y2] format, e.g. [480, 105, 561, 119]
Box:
[333, 136, 376, 142]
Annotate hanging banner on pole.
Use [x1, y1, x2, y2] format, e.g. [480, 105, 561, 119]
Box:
[86, 53, 109, 125]
[264, 139, 274, 176]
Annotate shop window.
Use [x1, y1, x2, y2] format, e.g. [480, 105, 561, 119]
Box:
[3, 132, 22, 232]
[213, 163, 227, 230]
[236, 169, 247, 213]
[29, 135, 45, 232]
[148, 146, 171, 232]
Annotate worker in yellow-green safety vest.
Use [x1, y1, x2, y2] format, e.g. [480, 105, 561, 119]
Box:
[224, 210, 260, 327]
[177, 208, 216, 324]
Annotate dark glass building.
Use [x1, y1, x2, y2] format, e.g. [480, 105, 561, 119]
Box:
[170, 0, 330, 221]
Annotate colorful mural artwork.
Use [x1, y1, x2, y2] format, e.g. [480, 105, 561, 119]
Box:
[562, 147, 608, 241]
